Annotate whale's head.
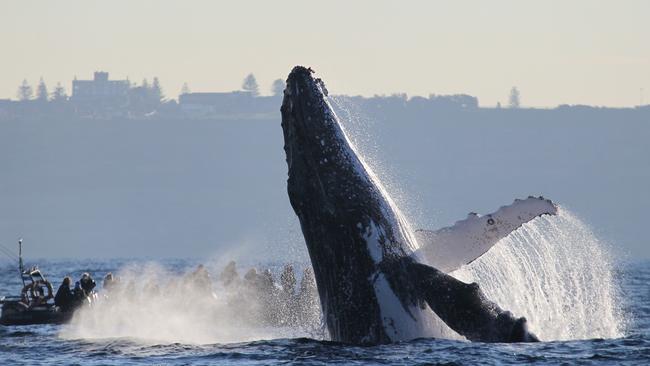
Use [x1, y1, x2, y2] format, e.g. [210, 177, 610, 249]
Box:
[281, 66, 370, 217]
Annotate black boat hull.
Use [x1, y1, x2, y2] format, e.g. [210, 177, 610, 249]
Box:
[0, 301, 70, 326]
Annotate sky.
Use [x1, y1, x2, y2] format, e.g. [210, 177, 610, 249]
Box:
[1, 0, 649, 107]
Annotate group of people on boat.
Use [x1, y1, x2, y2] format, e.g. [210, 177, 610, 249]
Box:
[53, 272, 97, 313]
[14, 261, 321, 330]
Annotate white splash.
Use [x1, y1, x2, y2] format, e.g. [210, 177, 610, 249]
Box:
[453, 208, 625, 341]
[329, 95, 624, 342]
[59, 263, 319, 344]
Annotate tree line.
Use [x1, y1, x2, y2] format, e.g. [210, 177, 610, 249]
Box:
[13, 73, 523, 109]
[17, 78, 67, 102]
[14, 73, 287, 102]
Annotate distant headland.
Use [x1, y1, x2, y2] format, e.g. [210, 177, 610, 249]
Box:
[1, 71, 648, 121]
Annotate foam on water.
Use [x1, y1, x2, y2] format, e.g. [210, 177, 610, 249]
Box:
[54, 210, 627, 344]
[453, 208, 625, 341]
[59, 262, 322, 344]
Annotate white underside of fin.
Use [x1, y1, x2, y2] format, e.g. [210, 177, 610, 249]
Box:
[415, 196, 558, 273]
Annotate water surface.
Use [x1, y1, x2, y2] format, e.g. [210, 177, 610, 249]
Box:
[1, 258, 647, 365]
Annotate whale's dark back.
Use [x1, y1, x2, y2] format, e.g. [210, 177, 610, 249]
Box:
[281, 66, 408, 344]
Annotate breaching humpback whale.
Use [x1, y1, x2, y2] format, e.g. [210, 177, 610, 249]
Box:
[281, 66, 551, 345]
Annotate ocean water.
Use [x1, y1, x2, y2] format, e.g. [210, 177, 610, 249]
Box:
[0, 258, 648, 365]
[1, 210, 649, 365]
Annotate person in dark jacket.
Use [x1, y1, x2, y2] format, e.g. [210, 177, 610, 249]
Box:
[54, 276, 75, 312]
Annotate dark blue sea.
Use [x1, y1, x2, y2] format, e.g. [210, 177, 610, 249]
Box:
[1, 258, 648, 365]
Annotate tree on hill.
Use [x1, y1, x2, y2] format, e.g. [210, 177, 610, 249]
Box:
[17, 79, 33, 101]
[271, 79, 285, 96]
[152, 77, 164, 103]
[181, 82, 191, 95]
[36, 77, 48, 101]
[508, 87, 521, 109]
[51, 82, 67, 101]
[242, 73, 259, 97]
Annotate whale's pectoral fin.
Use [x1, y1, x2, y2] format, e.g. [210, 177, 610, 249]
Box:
[414, 196, 557, 273]
[406, 260, 540, 343]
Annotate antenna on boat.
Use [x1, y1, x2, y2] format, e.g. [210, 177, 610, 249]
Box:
[18, 238, 24, 274]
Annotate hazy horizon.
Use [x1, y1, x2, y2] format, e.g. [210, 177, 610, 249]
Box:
[2, 1, 649, 107]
